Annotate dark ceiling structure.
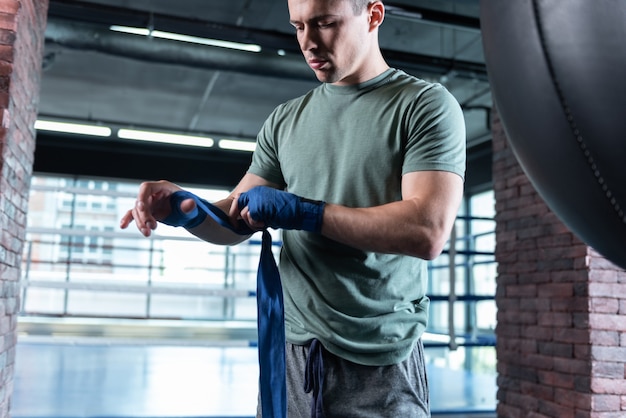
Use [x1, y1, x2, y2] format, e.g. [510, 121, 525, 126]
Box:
[34, 0, 493, 192]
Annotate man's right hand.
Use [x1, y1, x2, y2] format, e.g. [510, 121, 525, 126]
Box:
[119, 180, 191, 237]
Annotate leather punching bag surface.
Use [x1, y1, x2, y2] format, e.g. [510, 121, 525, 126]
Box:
[480, 0, 626, 270]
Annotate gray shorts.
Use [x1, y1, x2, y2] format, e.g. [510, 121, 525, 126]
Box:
[257, 340, 430, 418]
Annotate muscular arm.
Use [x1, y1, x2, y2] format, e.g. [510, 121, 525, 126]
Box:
[320, 170, 463, 259]
[228, 171, 463, 259]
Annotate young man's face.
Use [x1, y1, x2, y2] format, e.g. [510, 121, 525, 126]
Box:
[288, 0, 375, 85]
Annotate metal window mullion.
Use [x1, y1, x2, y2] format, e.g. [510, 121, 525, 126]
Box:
[63, 179, 78, 315]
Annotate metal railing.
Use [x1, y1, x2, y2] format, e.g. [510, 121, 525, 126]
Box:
[21, 174, 497, 349]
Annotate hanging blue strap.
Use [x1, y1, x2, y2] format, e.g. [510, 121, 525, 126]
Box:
[304, 339, 326, 417]
[166, 191, 286, 418]
[257, 229, 286, 417]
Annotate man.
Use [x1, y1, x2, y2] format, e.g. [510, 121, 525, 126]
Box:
[120, 0, 465, 416]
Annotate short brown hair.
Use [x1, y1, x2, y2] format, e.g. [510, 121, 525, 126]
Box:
[350, 0, 372, 14]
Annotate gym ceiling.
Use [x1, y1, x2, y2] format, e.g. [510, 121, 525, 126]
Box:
[35, 0, 493, 192]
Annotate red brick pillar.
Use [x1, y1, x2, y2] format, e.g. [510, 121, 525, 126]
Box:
[0, 0, 48, 416]
[492, 108, 626, 417]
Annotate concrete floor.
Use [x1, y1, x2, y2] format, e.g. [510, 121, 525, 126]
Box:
[12, 337, 496, 418]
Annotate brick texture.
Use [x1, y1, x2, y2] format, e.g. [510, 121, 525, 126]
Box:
[493, 108, 626, 417]
[0, 0, 49, 416]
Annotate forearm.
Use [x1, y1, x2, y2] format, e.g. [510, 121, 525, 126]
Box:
[184, 173, 279, 245]
[320, 170, 463, 259]
[320, 199, 453, 259]
[186, 197, 252, 245]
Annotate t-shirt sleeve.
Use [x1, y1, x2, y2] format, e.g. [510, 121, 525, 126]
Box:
[247, 106, 287, 188]
[402, 84, 466, 180]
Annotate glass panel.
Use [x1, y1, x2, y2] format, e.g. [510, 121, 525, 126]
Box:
[67, 291, 148, 317]
[21, 173, 497, 413]
[425, 188, 496, 382]
[22, 175, 278, 322]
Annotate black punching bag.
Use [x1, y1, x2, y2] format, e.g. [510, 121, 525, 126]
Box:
[480, 0, 626, 270]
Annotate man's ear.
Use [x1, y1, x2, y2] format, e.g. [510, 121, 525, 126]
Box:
[368, 1, 385, 31]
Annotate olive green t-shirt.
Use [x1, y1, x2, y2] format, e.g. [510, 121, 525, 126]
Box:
[248, 68, 466, 366]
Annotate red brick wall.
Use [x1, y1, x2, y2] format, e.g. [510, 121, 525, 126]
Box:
[492, 108, 626, 417]
[0, 0, 48, 416]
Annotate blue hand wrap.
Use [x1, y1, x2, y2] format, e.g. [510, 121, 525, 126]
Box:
[161, 190, 208, 229]
[161, 190, 286, 417]
[237, 186, 325, 233]
[162, 190, 254, 234]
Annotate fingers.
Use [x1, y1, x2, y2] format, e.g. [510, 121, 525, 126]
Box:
[229, 193, 265, 231]
[119, 180, 179, 237]
[226, 194, 240, 230]
[118, 204, 155, 237]
[119, 209, 134, 229]
[131, 183, 159, 236]
[241, 206, 267, 230]
[133, 199, 158, 237]
[118, 199, 157, 237]
[228, 194, 241, 221]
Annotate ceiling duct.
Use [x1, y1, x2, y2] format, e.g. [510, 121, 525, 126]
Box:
[45, 14, 487, 82]
[44, 18, 318, 82]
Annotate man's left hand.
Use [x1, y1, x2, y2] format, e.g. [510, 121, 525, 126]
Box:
[235, 186, 325, 233]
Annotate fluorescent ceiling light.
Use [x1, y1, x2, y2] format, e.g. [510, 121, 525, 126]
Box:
[218, 139, 257, 152]
[35, 120, 112, 137]
[118, 128, 214, 148]
[109, 26, 150, 36]
[110, 25, 262, 53]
